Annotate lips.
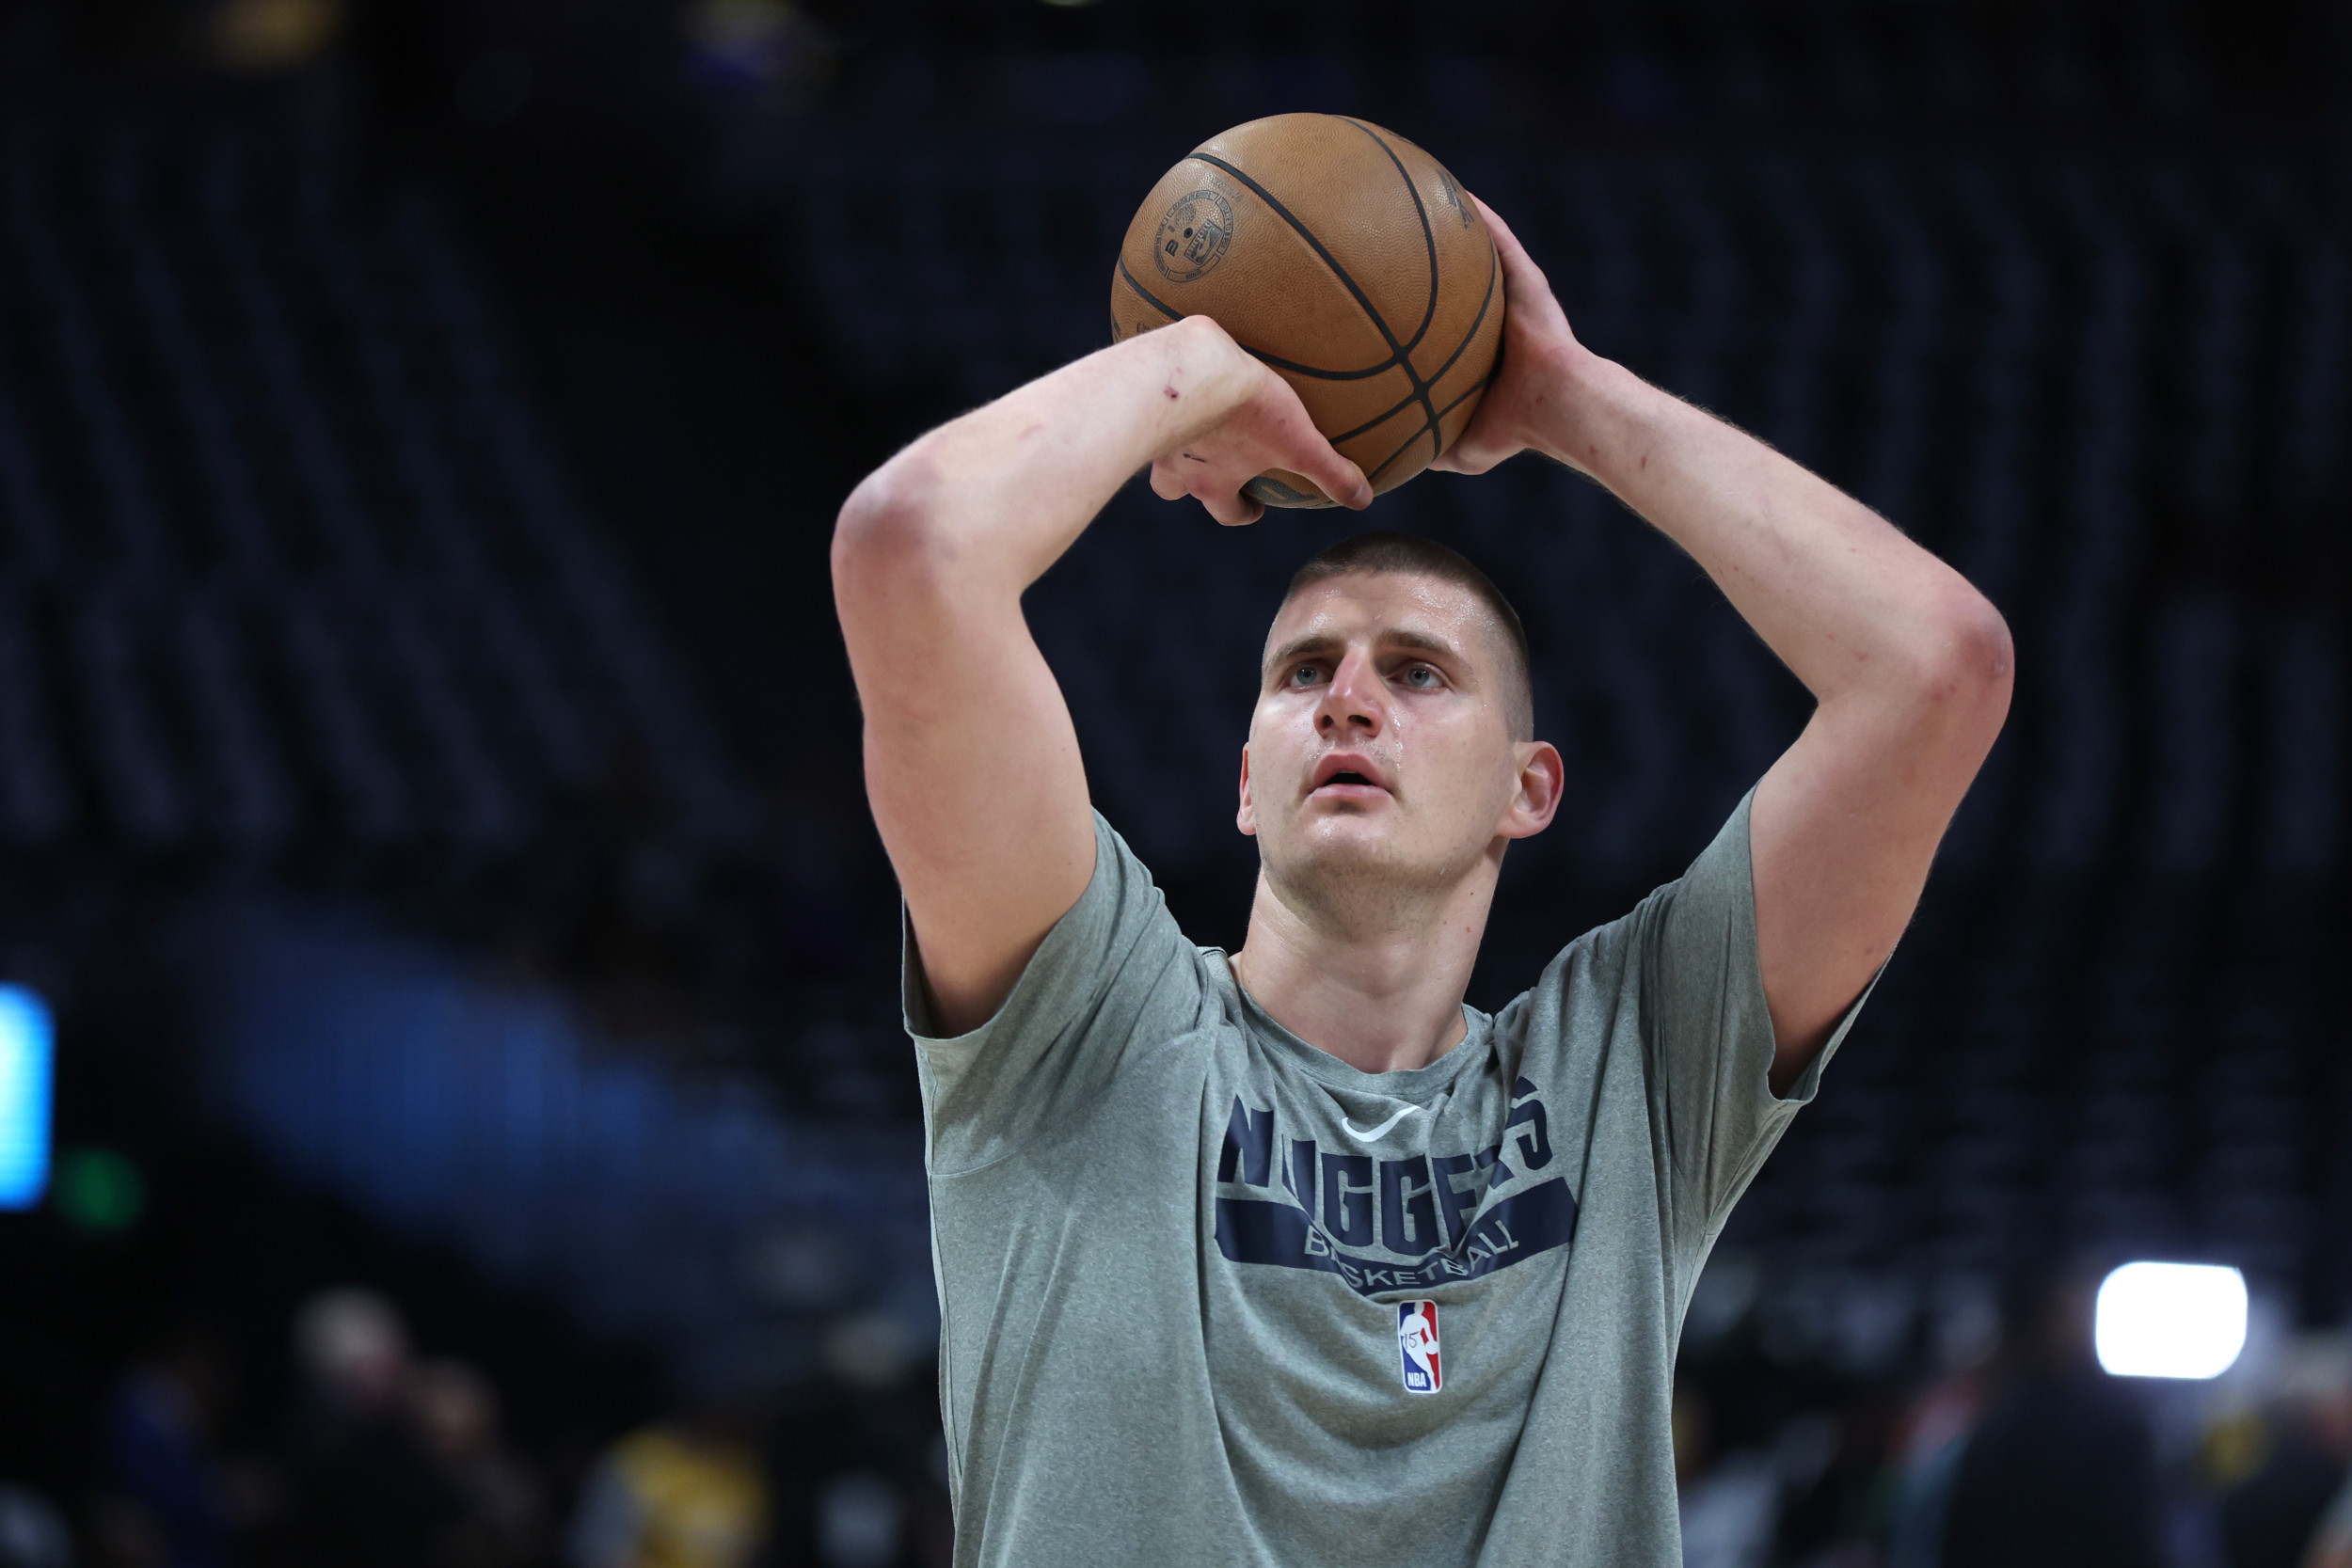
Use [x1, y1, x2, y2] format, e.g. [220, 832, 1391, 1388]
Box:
[1309, 752, 1391, 798]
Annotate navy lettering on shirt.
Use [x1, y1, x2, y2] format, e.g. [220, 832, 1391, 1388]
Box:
[1321, 1152, 1376, 1248]
[1218, 1100, 1274, 1185]
[1212, 1092, 1579, 1297]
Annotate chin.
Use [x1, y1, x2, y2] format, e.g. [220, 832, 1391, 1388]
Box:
[1263, 800, 1502, 903]
[1267, 811, 1425, 883]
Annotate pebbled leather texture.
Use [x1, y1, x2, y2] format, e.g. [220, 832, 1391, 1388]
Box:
[1112, 114, 1505, 508]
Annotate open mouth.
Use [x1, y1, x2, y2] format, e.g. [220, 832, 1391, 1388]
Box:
[1309, 755, 1391, 800]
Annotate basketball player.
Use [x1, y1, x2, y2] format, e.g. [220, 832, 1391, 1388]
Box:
[832, 198, 2011, 1567]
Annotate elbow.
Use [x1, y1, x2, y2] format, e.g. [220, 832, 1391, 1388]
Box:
[831, 450, 952, 598]
[1918, 584, 2015, 737]
[1947, 587, 2015, 700]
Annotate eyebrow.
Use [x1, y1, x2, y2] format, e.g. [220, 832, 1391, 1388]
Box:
[1263, 627, 1468, 683]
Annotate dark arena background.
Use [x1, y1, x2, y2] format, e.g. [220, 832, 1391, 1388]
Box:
[0, 0, 2346, 1564]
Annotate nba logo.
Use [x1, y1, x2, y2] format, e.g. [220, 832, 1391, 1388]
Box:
[1397, 1301, 1441, 1395]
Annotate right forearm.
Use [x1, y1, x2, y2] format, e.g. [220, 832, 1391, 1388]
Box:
[828, 314, 1364, 1034]
[834, 317, 1253, 598]
[830, 325, 1248, 1035]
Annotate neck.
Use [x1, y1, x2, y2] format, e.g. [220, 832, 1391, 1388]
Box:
[1229, 844, 1502, 1074]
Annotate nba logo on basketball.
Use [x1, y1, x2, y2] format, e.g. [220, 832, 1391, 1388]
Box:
[1397, 1301, 1441, 1394]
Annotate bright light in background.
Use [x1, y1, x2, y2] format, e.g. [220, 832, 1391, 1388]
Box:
[2096, 1262, 2249, 1379]
[0, 985, 54, 1211]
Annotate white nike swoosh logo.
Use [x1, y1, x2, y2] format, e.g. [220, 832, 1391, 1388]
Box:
[1339, 1106, 1424, 1143]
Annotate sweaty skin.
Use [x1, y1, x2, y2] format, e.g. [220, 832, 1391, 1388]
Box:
[1230, 571, 1562, 1076]
[1430, 195, 2012, 1090]
[832, 200, 2010, 1097]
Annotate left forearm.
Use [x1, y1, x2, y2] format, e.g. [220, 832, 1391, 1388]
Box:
[1534, 346, 2002, 705]
[1534, 348, 2010, 1066]
[1446, 194, 2011, 1072]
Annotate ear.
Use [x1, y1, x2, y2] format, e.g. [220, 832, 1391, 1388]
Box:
[1236, 745, 1257, 837]
[1501, 740, 1564, 840]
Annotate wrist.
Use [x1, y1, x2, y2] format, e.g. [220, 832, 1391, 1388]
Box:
[1109, 316, 1262, 461]
[1165, 315, 1262, 422]
[1522, 343, 1642, 474]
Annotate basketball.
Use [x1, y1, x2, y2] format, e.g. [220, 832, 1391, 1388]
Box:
[1111, 114, 1506, 509]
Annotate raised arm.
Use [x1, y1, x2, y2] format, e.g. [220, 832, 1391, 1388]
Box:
[832, 316, 1370, 1036]
[1436, 199, 2012, 1093]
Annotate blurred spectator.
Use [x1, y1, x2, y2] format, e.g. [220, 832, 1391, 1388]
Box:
[407, 1360, 545, 1568]
[2222, 1338, 2352, 1568]
[568, 1397, 769, 1568]
[1939, 1264, 2160, 1568]
[2308, 1478, 2352, 1568]
[98, 1331, 239, 1568]
[0, 1485, 72, 1568]
[284, 1290, 453, 1568]
[814, 1472, 898, 1568]
[1772, 1397, 1894, 1562]
[1673, 1381, 1779, 1568]
[1886, 1366, 1984, 1568]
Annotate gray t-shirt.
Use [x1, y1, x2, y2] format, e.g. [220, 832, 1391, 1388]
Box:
[905, 796, 1866, 1568]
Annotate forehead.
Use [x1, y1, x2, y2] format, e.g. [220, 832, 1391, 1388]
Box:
[1263, 571, 1505, 667]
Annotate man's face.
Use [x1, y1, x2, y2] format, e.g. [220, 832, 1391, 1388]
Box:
[1239, 572, 1556, 906]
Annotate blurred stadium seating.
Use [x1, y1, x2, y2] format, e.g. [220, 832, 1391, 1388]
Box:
[773, 123, 2350, 1332]
[0, 119, 752, 860]
[0, 0, 2346, 1557]
[3, 24, 2344, 1381]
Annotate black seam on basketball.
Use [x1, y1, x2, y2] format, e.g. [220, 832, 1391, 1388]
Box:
[1185, 152, 1406, 358]
[1361, 429, 1422, 485]
[1422, 237, 1499, 392]
[1340, 119, 1439, 356]
[1246, 348, 1406, 382]
[1119, 260, 1396, 380]
[1116, 261, 1183, 323]
[1184, 150, 1447, 465]
[1232, 367, 1484, 499]
[1245, 474, 1332, 509]
[1292, 126, 1441, 445]
[1320, 245, 1498, 446]
[1170, 141, 1492, 468]
[1434, 373, 1491, 422]
[1414, 238, 1501, 459]
[1364, 364, 1495, 485]
[1356, 238, 1501, 477]
[1327, 398, 1422, 445]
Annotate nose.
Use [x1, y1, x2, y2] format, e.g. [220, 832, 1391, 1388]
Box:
[1315, 652, 1384, 737]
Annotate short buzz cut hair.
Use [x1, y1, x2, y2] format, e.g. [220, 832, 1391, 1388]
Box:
[1280, 531, 1535, 740]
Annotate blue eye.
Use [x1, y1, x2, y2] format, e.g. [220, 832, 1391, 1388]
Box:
[1404, 665, 1438, 689]
[1292, 665, 1321, 686]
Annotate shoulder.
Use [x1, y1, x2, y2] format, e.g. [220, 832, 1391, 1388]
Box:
[1486, 801, 1759, 1069]
[906, 811, 1186, 1043]
[910, 816, 1229, 1171]
[1491, 892, 1656, 1034]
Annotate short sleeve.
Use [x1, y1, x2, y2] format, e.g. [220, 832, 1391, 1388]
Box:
[905, 811, 1204, 1176]
[1642, 790, 1878, 1267]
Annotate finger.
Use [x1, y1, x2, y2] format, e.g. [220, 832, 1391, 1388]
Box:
[1430, 447, 1497, 477]
[1200, 487, 1263, 527]
[1467, 193, 1552, 294]
[1295, 449, 1372, 512]
[1466, 192, 1518, 249]
[1245, 375, 1372, 510]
